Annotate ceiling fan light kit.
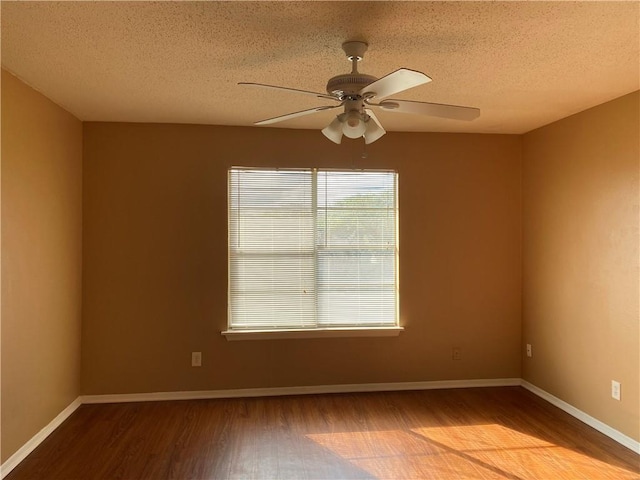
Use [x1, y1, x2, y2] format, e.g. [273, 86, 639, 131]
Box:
[239, 41, 480, 145]
[321, 110, 384, 145]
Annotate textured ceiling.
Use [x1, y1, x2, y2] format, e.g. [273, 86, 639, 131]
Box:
[2, 1, 638, 134]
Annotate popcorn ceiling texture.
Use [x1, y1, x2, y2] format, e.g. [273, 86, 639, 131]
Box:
[1, 1, 638, 134]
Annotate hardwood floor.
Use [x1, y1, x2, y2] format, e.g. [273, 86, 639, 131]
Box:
[6, 387, 639, 479]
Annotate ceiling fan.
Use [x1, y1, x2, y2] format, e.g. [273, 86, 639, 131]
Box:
[239, 41, 480, 145]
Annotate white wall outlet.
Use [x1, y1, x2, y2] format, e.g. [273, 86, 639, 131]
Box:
[611, 380, 621, 401]
[452, 347, 462, 361]
[191, 351, 202, 367]
[526, 344, 532, 357]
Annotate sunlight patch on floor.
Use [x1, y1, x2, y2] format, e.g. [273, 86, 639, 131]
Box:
[306, 429, 499, 478]
[412, 424, 638, 479]
[306, 425, 639, 479]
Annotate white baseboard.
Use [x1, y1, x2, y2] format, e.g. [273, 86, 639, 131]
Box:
[521, 380, 640, 454]
[80, 377, 522, 404]
[0, 397, 82, 479]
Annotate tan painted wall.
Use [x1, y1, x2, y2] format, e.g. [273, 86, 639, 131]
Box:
[81, 123, 522, 394]
[1, 70, 83, 462]
[522, 91, 640, 442]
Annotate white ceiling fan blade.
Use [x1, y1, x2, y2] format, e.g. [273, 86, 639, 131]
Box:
[255, 105, 342, 125]
[379, 99, 480, 121]
[360, 69, 432, 100]
[363, 109, 386, 144]
[239, 82, 340, 102]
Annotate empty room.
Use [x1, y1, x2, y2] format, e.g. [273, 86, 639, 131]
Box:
[1, 1, 639, 479]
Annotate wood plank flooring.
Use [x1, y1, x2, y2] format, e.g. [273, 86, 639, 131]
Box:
[6, 387, 640, 479]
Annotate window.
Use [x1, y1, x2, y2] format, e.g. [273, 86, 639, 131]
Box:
[225, 167, 400, 339]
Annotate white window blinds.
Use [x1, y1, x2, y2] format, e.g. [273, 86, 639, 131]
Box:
[228, 167, 398, 331]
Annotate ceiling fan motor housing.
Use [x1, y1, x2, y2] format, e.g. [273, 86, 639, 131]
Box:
[326, 41, 377, 99]
[326, 73, 377, 98]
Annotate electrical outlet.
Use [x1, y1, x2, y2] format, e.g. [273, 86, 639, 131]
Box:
[611, 380, 621, 401]
[452, 347, 462, 361]
[526, 344, 532, 357]
[191, 351, 202, 367]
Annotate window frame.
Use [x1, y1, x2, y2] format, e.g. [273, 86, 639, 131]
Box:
[222, 167, 402, 341]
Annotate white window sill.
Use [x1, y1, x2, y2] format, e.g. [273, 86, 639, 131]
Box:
[221, 326, 404, 341]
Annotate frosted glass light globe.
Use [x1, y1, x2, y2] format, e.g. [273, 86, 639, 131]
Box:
[342, 111, 366, 138]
